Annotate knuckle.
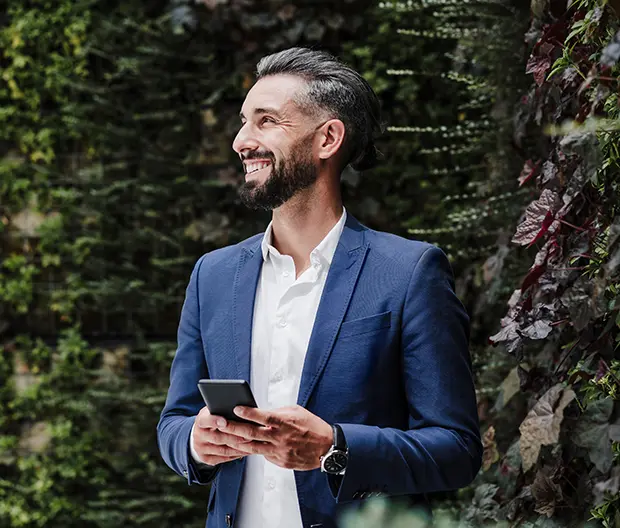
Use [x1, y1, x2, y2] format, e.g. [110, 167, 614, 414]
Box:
[224, 423, 236, 434]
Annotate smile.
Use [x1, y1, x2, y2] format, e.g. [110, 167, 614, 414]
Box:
[245, 161, 272, 175]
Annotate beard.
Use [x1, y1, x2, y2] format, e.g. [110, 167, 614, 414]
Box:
[238, 137, 318, 211]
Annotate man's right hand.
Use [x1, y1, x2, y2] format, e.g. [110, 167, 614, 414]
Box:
[192, 406, 251, 466]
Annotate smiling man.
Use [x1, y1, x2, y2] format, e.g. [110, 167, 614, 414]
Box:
[157, 47, 482, 528]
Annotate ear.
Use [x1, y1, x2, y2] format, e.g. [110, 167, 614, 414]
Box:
[316, 119, 346, 163]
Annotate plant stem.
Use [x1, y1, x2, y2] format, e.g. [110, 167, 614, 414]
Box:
[559, 218, 588, 231]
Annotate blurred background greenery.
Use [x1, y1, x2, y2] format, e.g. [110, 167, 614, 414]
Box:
[1, 0, 619, 526]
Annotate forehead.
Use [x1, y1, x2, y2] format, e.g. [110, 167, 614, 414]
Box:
[240, 74, 306, 118]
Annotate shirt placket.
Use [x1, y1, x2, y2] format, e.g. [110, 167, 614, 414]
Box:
[263, 254, 294, 528]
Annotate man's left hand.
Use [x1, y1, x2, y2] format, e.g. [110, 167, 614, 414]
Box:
[217, 405, 333, 471]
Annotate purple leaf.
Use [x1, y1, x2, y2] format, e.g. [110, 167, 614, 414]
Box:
[520, 319, 553, 340]
[518, 159, 541, 187]
[522, 265, 546, 292]
[526, 54, 552, 86]
[512, 189, 561, 246]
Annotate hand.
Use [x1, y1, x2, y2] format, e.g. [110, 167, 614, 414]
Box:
[218, 405, 333, 471]
[192, 406, 253, 466]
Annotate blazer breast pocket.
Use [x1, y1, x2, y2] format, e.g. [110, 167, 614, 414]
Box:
[338, 310, 392, 339]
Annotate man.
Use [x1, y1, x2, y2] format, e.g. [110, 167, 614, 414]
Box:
[157, 47, 482, 528]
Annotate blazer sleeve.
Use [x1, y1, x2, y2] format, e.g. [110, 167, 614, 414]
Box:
[156, 253, 220, 486]
[330, 245, 482, 502]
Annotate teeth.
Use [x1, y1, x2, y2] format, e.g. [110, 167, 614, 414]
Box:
[246, 161, 271, 174]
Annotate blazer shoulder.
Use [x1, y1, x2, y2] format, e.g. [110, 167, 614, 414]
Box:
[364, 227, 442, 266]
[193, 232, 263, 271]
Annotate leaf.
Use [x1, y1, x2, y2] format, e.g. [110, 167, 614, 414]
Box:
[526, 54, 552, 86]
[593, 467, 620, 507]
[519, 385, 575, 472]
[601, 30, 620, 68]
[489, 321, 519, 343]
[512, 189, 561, 246]
[463, 484, 500, 524]
[518, 159, 541, 187]
[521, 264, 546, 292]
[607, 216, 620, 252]
[489, 321, 523, 358]
[496, 367, 522, 410]
[482, 426, 500, 471]
[573, 398, 614, 473]
[531, 469, 563, 517]
[539, 160, 559, 186]
[520, 319, 553, 340]
[560, 279, 595, 332]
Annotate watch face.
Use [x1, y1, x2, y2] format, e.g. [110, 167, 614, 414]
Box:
[325, 452, 347, 473]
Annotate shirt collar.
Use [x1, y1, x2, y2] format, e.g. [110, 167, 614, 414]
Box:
[261, 206, 347, 266]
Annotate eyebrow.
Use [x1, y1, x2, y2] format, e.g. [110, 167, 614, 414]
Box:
[239, 107, 283, 121]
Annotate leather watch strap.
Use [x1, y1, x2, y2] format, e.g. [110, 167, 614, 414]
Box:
[332, 424, 346, 450]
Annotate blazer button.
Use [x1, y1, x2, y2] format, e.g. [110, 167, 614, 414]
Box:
[182, 469, 188, 478]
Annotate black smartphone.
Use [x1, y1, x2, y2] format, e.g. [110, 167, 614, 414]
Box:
[197, 379, 259, 425]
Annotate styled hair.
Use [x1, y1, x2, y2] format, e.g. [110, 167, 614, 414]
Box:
[255, 47, 384, 172]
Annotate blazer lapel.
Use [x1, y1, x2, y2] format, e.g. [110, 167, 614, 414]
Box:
[296, 214, 369, 408]
[232, 242, 263, 383]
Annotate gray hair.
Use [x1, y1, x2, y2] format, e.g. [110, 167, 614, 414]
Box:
[255, 47, 384, 172]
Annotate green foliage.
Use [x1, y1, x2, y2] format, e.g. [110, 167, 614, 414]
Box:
[0, 1, 379, 526]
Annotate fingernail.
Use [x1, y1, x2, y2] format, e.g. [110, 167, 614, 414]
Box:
[217, 418, 226, 428]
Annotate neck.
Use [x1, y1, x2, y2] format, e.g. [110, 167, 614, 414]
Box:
[269, 182, 343, 271]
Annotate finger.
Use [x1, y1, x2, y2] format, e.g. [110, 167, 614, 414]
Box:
[221, 420, 274, 442]
[198, 443, 248, 458]
[232, 440, 274, 456]
[198, 428, 253, 446]
[196, 411, 227, 430]
[234, 406, 281, 427]
[200, 454, 244, 465]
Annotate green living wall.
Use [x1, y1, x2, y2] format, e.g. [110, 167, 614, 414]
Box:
[0, 1, 378, 526]
[0, 0, 463, 526]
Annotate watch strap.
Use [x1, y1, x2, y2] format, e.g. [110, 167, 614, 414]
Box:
[331, 424, 346, 451]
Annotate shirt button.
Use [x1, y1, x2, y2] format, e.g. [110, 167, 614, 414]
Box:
[278, 318, 287, 328]
[266, 477, 276, 490]
[271, 371, 283, 383]
[283, 270, 290, 277]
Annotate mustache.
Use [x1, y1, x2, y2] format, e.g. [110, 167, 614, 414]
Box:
[242, 152, 273, 161]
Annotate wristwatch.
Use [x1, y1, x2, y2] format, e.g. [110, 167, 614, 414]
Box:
[320, 424, 348, 475]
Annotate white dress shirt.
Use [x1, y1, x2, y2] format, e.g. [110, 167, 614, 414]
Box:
[191, 206, 347, 528]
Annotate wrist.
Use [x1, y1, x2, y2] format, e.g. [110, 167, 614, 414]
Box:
[323, 422, 335, 455]
[320, 423, 348, 475]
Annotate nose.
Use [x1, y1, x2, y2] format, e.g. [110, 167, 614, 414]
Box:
[232, 124, 259, 157]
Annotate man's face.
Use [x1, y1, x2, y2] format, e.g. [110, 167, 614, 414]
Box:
[232, 75, 322, 211]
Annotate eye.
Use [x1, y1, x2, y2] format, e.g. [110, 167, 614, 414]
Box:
[260, 116, 276, 125]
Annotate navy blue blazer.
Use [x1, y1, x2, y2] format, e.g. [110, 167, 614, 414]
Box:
[157, 213, 482, 528]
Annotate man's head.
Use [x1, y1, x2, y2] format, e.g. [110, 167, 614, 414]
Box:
[232, 47, 383, 211]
